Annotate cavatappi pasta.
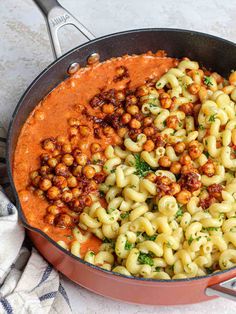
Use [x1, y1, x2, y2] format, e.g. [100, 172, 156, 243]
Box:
[22, 54, 236, 279]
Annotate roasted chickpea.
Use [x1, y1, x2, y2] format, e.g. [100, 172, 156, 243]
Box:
[179, 103, 193, 115]
[61, 191, 73, 203]
[81, 195, 93, 207]
[174, 142, 186, 154]
[121, 113, 132, 124]
[42, 138, 55, 151]
[169, 182, 181, 195]
[136, 85, 149, 97]
[79, 125, 90, 137]
[67, 176, 78, 188]
[117, 127, 128, 138]
[166, 115, 179, 129]
[47, 186, 60, 200]
[188, 83, 200, 95]
[102, 103, 114, 114]
[116, 66, 126, 76]
[83, 165, 96, 179]
[56, 135, 68, 145]
[116, 91, 125, 101]
[53, 199, 65, 208]
[103, 126, 114, 136]
[143, 126, 155, 136]
[126, 95, 138, 105]
[47, 205, 60, 215]
[47, 158, 58, 168]
[201, 160, 215, 177]
[39, 165, 50, 176]
[29, 171, 39, 181]
[116, 108, 125, 115]
[68, 117, 80, 126]
[62, 154, 74, 166]
[91, 143, 101, 153]
[71, 187, 82, 198]
[158, 156, 171, 168]
[53, 175, 67, 189]
[31, 175, 41, 187]
[160, 97, 172, 109]
[188, 141, 203, 160]
[75, 153, 88, 166]
[145, 173, 157, 183]
[181, 164, 196, 175]
[170, 161, 181, 174]
[52, 149, 61, 157]
[176, 190, 192, 204]
[229, 71, 236, 86]
[34, 189, 45, 198]
[62, 143, 72, 154]
[127, 105, 139, 115]
[143, 117, 153, 127]
[73, 165, 83, 176]
[55, 214, 73, 228]
[179, 154, 192, 165]
[39, 178, 52, 191]
[159, 92, 170, 100]
[129, 118, 141, 129]
[69, 127, 78, 137]
[88, 180, 98, 191]
[143, 139, 155, 152]
[55, 163, 68, 176]
[44, 214, 55, 225]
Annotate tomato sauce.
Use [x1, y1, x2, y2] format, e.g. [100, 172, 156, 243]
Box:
[13, 52, 176, 248]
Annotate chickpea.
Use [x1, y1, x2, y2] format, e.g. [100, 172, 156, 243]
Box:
[136, 85, 149, 97]
[143, 117, 153, 127]
[73, 165, 83, 176]
[67, 176, 78, 188]
[29, 171, 39, 181]
[181, 164, 196, 175]
[81, 195, 93, 207]
[188, 141, 203, 160]
[44, 214, 55, 225]
[170, 161, 181, 174]
[179, 103, 193, 115]
[121, 113, 132, 124]
[79, 125, 90, 137]
[143, 126, 155, 136]
[145, 173, 157, 183]
[71, 187, 82, 198]
[126, 95, 138, 105]
[47, 205, 60, 215]
[143, 139, 155, 152]
[34, 189, 45, 198]
[91, 143, 101, 153]
[75, 153, 88, 166]
[42, 138, 55, 151]
[159, 92, 170, 100]
[56, 135, 68, 145]
[117, 127, 128, 138]
[52, 149, 60, 157]
[158, 156, 171, 168]
[116, 108, 125, 115]
[169, 182, 181, 195]
[47, 157, 57, 168]
[129, 118, 141, 129]
[102, 103, 114, 114]
[40, 165, 50, 176]
[40, 153, 51, 163]
[188, 83, 200, 95]
[176, 190, 192, 205]
[31, 175, 41, 187]
[61, 190, 73, 203]
[88, 180, 98, 191]
[62, 143, 72, 154]
[39, 178, 52, 191]
[55, 214, 73, 228]
[62, 154, 74, 166]
[53, 175, 67, 189]
[166, 115, 179, 129]
[68, 118, 80, 126]
[47, 186, 60, 200]
[174, 142, 186, 154]
[201, 160, 215, 177]
[179, 154, 192, 165]
[127, 105, 139, 115]
[229, 71, 236, 86]
[103, 126, 114, 136]
[83, 165, 96, 179]
[156, 176, 172, 186]
[116, 66, 126, 76]
[55, 163, 68, 177]
[116, 91, 125, 101]
[69, 127, 78, 137]
[160, 98, 172, 109]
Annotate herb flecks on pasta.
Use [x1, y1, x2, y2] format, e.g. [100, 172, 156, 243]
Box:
[29, 58, 236, 279]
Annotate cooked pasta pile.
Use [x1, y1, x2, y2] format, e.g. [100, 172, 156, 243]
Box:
[30, 57, 236, 279]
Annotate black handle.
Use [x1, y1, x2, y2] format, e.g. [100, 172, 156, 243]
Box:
[33, 0, 61, 16]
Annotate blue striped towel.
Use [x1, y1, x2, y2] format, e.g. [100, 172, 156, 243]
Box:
[0, 125, 72, 314]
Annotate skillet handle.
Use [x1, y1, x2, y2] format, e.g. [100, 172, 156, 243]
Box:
[33, 0, 96, 59]
[206, 276, 236, 301]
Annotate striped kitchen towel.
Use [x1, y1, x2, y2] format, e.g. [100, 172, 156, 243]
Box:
[0, 125, 72, 314]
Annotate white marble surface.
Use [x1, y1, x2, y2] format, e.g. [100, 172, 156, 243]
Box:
[1, 0, 236, 313]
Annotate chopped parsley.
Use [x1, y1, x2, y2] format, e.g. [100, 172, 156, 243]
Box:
[176, 206, 183, 219]
[142, 232, 157, 241]
[156, 82, 162, 87]
[125, 241, 133, 250]
[155, 267, 161, 272]
[205, 267, 213, 274]
[110, 169, 116, 173]
[138, 252, 154, 266]
[93, 159, 102, 164]
[89, 251, 95, 256]
[203, 151, 210, 158]
[199, 124, 205, 130]
[99, 190, 105, 198]
[203, 227, 219, 232]
[204, 76, 213, 86]
[120, 212, 129, 219]
[163, 120, 167, 127]
[103, 238, 115, 248]
[134, 154, 152, 177]
[188, 235, 194, 245]
[166, 241, 172, 248]
[209, 113, 217, 122]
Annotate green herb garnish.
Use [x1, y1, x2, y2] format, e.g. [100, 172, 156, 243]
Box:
[203, 227, 219, 231]
[138, 252, 154, 266]
[120, 212, 129, 219]
[155, 267, 161, 272]
[203, 151, 210, 158]
[188, 235, 194, 245]
[199, 124, 205, 130]
[125, 241, 133, 251]
[89, 251, 95, 256]
[142, 232, 157, 241]
[176, 207, 183, 219]
[209, 114, 217, 122]
[205, 267, 213, 274]
[204, 76, 213, 86]
[99, 190, 105, 198]
[134, 154, 152, 177]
